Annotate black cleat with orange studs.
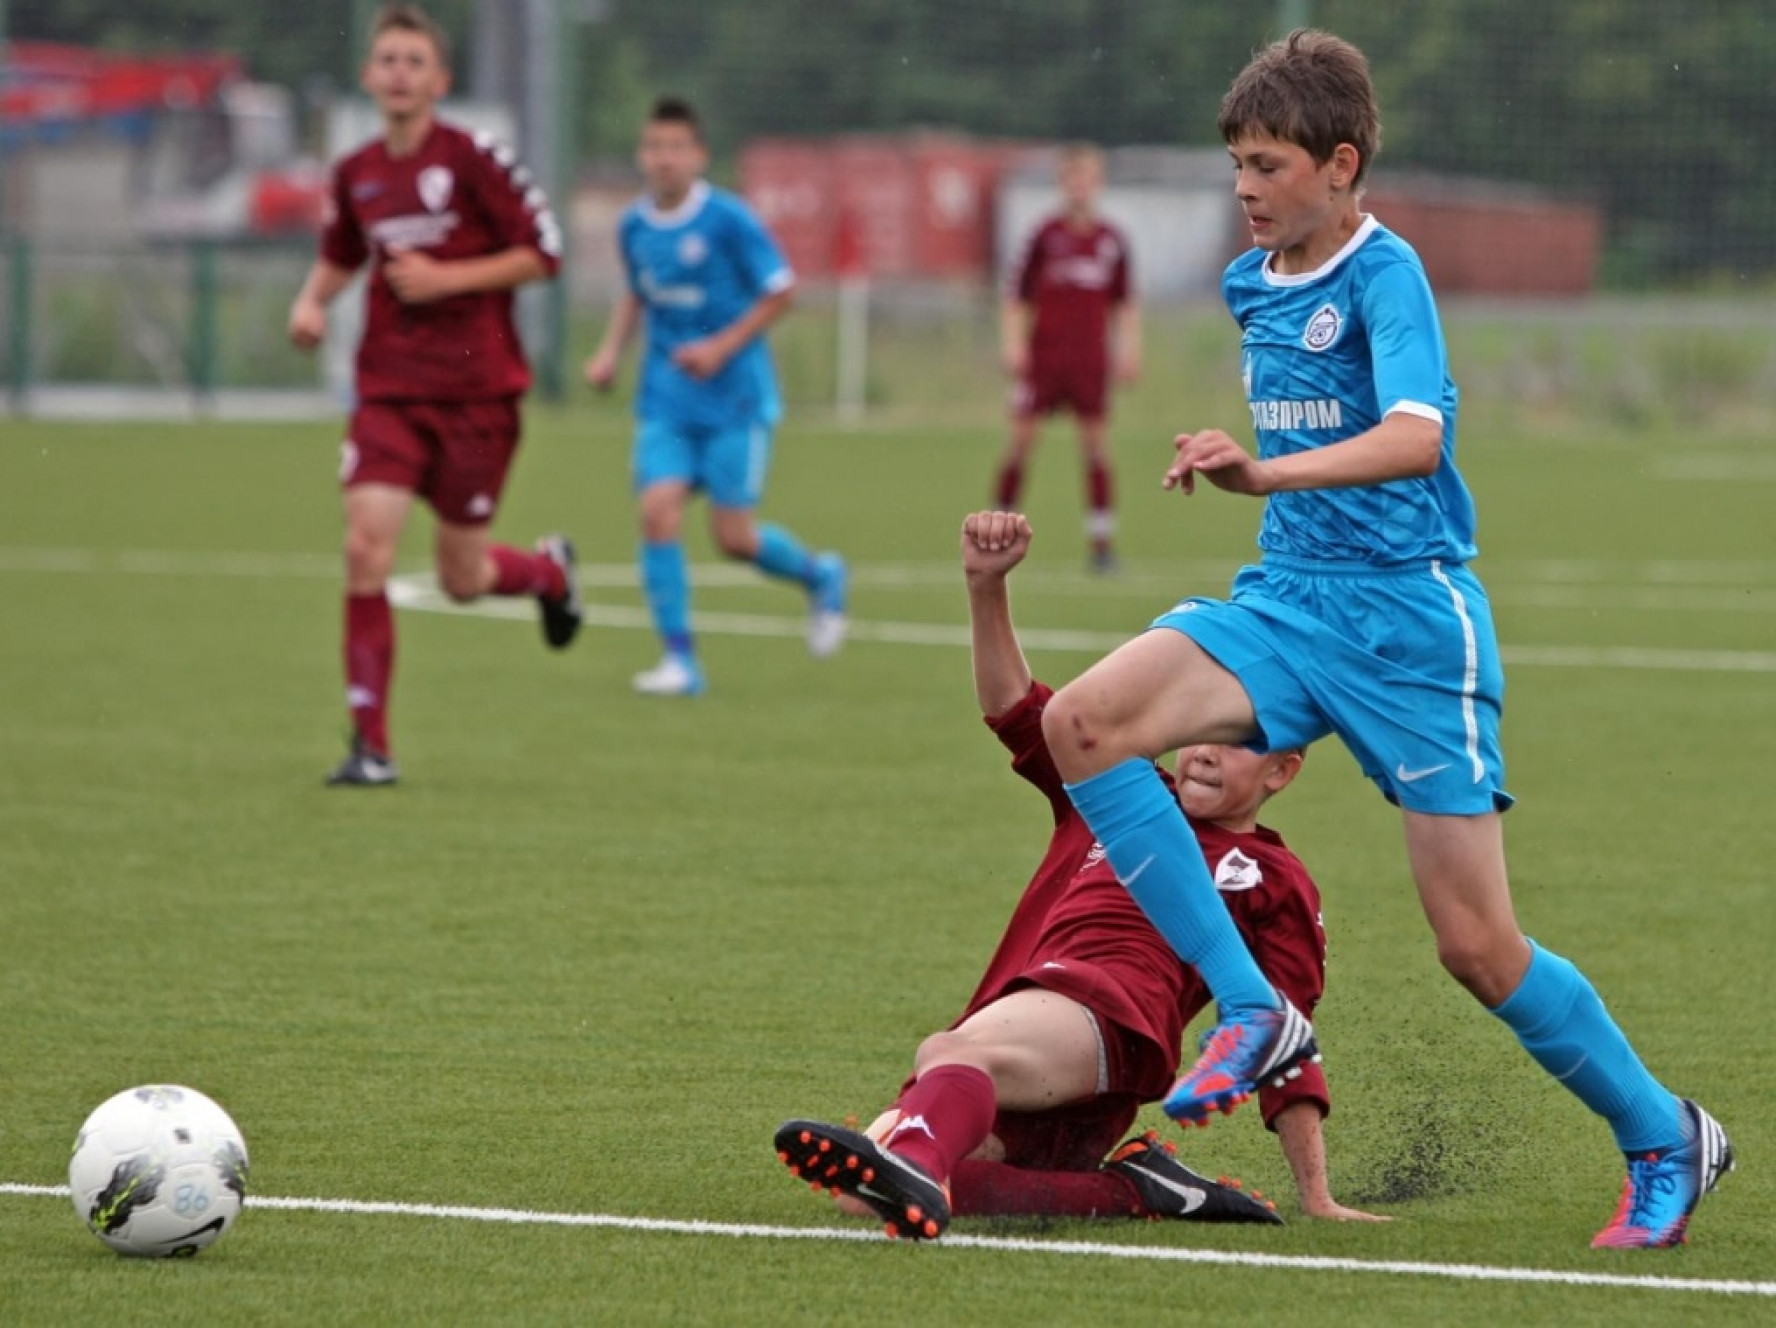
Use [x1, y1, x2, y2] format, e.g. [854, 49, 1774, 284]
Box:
[1103, 1131, 1284, 1224]
[774, 1118, 952, 1241]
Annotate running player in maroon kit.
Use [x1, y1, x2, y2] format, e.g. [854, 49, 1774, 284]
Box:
[996, 145, 1141, 572]
[775, 512, 1383, 1240]
[287, 3, 581, 786]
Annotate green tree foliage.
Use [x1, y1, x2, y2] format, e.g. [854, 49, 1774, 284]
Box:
[11, 0, 1772, 279]
[10, 0, 473, 95]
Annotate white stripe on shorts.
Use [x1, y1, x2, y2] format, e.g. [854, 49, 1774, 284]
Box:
[1429, 559, 1485, 783]
[745, 423, 769, 502]
[1080, 1006, 1110, 1096]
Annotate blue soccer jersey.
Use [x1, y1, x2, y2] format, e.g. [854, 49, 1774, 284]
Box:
[618, 181, 793, 431]
[1224, 216, 1477, 565]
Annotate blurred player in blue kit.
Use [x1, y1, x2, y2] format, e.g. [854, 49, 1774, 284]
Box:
[585, 97, 847, 697]
[1033, 29, 1732, 1249]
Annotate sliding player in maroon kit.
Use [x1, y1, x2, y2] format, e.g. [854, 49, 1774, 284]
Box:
[775, 512, 1383, 1240]
[996, 145, 1141, 572]
[288, 4, 582, 786]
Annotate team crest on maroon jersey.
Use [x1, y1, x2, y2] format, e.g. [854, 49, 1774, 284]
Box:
[417, 166, 454, 214]
[1213, 848, 1263, 892]
[1302, 302, 1343, 352]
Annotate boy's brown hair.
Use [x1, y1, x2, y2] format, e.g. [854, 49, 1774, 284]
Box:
[649, 96, 705, 144]
[371, 3, 451, 67]
[1217, 29, 1380, 188]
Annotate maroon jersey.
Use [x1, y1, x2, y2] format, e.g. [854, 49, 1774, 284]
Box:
[1010, 216, 1131, 371]
[966, 682, 1330, 1127]
[320, 120, 562, 402]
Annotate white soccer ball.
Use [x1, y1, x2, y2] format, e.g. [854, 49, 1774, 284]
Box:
[68, 1084, 249, 1257]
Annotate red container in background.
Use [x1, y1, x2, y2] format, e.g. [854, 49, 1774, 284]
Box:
[740, 137, 838, 279]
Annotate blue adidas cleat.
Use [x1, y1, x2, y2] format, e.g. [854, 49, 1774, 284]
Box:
[1163, 996, 1319, 1126]
[1591, 1098, 1734, 1249]
[807, 553, 849, 658]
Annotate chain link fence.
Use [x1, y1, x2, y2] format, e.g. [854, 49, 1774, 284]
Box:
[3, 1, 1772, 426]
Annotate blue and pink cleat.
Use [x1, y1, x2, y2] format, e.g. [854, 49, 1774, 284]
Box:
[1591, 1098, 1734, 1249]
[1163, 996, 1320, 1126]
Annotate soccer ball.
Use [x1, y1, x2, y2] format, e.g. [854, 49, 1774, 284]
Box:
[68, 1084, 249, 1257]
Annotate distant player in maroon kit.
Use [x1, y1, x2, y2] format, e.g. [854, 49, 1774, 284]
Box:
[287, 4, 582, 786]
[997, 145, 1141, 572]
[775, 511, 1385, 1240]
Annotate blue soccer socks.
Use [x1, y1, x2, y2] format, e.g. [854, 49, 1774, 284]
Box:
[753, 522, 820, 589]
[1490, 940, 1684, 1154]
[639, 540, 693, 658]
[1065, 758, 1278, 1018]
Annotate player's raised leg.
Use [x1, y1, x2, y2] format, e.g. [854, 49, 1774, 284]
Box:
[704, 419, 847, 659]
[1404, 811, 1733, 1247]
[334, 482, 411, 786]
[708, 505, 847, 659]
[433, 519, 580, 639]
[428, 398, 581, 647]
[1043, 628, 1318, 1121]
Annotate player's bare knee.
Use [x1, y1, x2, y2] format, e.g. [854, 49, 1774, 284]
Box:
[912, 1029, 993, 1079]
[713, 530, 754, 561]
[1434, 935, 1513, 1005]
[437, 563, 483, 603]
[342, 531, 395, 586]
[1041, 687, 1106, 766]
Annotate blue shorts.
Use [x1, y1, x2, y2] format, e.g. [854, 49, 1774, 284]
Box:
[1153, 556, 1513, 815]
[632, 417, 773, 510]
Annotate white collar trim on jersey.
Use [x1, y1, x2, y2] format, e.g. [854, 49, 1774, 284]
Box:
[1260, 213, 1379, 287]
[639, 179, 711, 228]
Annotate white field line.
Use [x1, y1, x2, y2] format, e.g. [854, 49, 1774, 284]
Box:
[2, 1183, 1769, 1299]
[2, 547, 1773, 671]
[3, 547, 1776, 593]
[384, 577, 1776, 674]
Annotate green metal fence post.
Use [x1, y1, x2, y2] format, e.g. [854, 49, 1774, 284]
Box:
[544, 0, 574, 403]
[8, 236, 29, 411]
[189, 240, 219, 409]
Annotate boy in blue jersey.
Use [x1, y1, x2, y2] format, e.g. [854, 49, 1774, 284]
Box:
[1030, 30, 1732, 1249]
[585, 97, 847, 697]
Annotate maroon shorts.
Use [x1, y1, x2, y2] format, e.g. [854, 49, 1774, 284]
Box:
[342, 397, 522, 526]
[992, 1093, 1141, 1172]
[976, 966, 1177, 1172]
[1013, 360, 1110, 421]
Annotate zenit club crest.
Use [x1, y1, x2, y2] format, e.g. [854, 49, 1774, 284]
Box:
[1302, 302, 1343, 352]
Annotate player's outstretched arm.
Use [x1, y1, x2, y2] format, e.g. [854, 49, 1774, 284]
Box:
[1273, 1102, 1390, 1221]
[585, 291, 643, 390]
[287, 259, 357, 350]
[962, 511, 1035, 718]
